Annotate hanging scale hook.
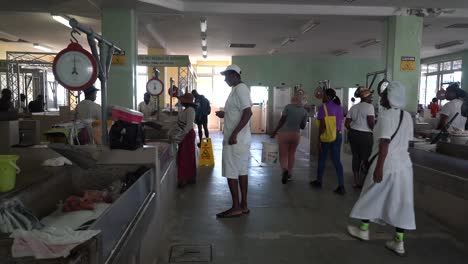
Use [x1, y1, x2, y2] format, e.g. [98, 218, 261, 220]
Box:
[70, 29, 81, 43]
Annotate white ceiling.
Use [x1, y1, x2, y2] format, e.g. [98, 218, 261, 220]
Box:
[0, 0, 468, 60]
[182, 0, 468, 8]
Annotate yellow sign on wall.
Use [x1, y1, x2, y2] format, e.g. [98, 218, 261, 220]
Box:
[400, 56, 416, 71]
[112, 55, 126, 65]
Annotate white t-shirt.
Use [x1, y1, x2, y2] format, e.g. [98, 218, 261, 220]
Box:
[223, 83, 252, 145]
[76, 100, 102, 121]
[346, 102, 375, 132]
[138, 101, 156, 118]
[440, 99, 467, 131]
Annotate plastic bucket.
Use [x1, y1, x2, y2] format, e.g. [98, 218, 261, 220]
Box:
[0, 155, 20, 192]
[261, 141, 279, 164]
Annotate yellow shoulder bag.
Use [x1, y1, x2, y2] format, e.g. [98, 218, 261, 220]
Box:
[315, 104, 337, 143]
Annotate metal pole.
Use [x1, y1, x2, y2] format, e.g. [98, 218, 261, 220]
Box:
[71, 18, 122, 145]
[156, 95, 160, 121]
[169, 77, 173, 113]
[16, 63, 20, 108]
[69, 19, 122, 54]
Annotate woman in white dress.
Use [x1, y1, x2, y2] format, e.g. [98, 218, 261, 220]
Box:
[347, 81, 415, 256]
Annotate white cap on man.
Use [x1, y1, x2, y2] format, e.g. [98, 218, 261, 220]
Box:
[220, 64, 241, 75]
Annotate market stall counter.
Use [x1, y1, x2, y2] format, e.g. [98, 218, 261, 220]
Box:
[410, 141, 468, 243]
[0, 143, 177, 264]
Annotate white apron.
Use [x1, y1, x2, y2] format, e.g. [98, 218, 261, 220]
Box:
[350, 109, 416, 230]
[222, 83, 252, 178]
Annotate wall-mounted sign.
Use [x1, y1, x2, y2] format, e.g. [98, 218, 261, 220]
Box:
[138, 55, 190, 67]
[400, 56, 416, 71]
[112, 54, 126, 65]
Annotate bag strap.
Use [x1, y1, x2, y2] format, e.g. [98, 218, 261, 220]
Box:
[323, 104, 329, 117]
[367, 110, 404, 165]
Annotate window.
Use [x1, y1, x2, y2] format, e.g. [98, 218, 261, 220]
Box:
[195, 65, 231, 107]
[419, 59, 462, 107]
[453, 60, 462, 70]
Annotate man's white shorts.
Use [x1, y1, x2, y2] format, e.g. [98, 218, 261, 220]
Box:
[222, 143, 250, 179]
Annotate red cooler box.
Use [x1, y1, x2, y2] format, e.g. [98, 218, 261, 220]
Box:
[112, 106, 144, 124]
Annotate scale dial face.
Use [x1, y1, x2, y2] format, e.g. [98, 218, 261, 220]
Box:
[53, 43, 98, 91]
[146, 78, 164, 96]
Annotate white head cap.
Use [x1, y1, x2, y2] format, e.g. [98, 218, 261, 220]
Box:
[221, 64, 241, 75]
[386, 81, 406, 109]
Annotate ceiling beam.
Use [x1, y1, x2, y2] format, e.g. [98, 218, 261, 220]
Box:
[183, 2, 399, 16]
[138, 0, 468, 18]
[138, 0, 185, 12]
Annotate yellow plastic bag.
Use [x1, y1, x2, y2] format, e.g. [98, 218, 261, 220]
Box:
[198, 138, 215, 167]
[315, 104, 336, 143]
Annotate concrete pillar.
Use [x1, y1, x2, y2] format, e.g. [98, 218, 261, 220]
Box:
[385, 15, 423, 113]
[102, 8, 137, 109]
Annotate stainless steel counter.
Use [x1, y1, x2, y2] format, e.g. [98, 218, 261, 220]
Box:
[0, 143, 177, 264]
[410, 144, 468, 243]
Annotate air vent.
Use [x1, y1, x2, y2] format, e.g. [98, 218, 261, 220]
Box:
[0, 38, 27, 43]
[0, 38, 14, 42]
[435, 40, 464, 49]
[446, 24, 468, 29]
[229, 43, 256, 48]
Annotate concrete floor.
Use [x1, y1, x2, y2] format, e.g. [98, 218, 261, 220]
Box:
[155, 132, 468, 264]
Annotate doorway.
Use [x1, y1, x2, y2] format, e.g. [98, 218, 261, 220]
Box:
[251, 86, 269, 134]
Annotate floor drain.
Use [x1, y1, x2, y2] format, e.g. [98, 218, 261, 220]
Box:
[169, 244, 212, 262]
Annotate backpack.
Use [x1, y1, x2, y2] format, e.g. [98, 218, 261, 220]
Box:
[109, 120, 144, 150]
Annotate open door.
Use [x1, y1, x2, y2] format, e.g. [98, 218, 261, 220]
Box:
[251, 86, 269, 134]
[272, 86, 292, 131]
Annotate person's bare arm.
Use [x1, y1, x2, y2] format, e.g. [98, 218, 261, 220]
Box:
[229, 108, 253, 145]
[373, 138, 390, 183]
[345, 117, 352, 130]
[367, 115, 375, 130]
[271, 116, 286, 138]
[437, 114, 449, 130]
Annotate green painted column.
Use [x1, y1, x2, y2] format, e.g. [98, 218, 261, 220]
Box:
[102, 8, 137, 109]
[385, 16, 423, 113]
[461, 51, 468, 92]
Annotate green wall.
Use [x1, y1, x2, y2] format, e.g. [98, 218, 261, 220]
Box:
[232, 54, 385, 106]
[422, 50, 468, 92]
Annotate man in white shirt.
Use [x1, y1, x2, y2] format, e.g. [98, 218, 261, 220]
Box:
[138, 92, 156, 118]
[438, 83, 467, 131]
[76, 85, 102, 122]
[215, 64, 253, 218]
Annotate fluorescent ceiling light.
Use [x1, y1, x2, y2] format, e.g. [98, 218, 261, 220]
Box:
[0, 30, 20, 41]
[280, 37, 296, 47]
[52, 14, 71, 28]
[268, 49, 277, 55]
[202, 50, 207, 56]
[357, 39, 381, 48]
[332, 50, 349, 56]
[435, 40, 464, 49]
[33, 43, 52, 52]
[201, 38, 207, 46]
[301, 20, 320, 34]
[200, 17, 207, 33]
